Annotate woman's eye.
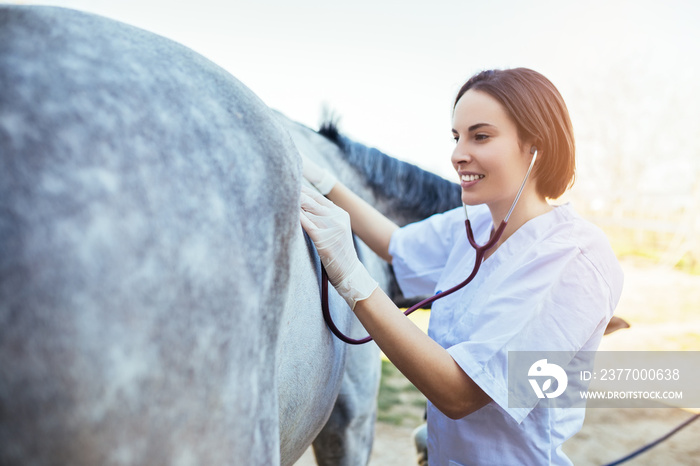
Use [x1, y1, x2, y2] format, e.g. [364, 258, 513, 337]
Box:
[453, 136, 459, 143]
[475, 133, 489, 141]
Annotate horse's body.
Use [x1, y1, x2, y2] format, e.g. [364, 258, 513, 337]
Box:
[0, 6, 461, 465]
[1, 6, 300, 465]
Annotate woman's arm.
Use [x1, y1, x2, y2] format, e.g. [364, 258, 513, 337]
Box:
[300, 187, 489, 419]
[325, 183, 399, 263]
[353, 288, 492, 420]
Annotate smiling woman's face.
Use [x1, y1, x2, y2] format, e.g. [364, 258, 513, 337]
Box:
[450, 89, 536, 217]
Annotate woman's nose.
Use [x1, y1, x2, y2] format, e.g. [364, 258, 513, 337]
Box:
[451, 143, 472, 168]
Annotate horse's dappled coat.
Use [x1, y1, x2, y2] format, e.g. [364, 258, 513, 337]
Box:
[0, 5, 299, 465]
[0, 5, 462, 466]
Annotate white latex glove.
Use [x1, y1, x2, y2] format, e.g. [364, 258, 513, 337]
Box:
[299, 186, 378, 310]
[301, 153, 337, 195]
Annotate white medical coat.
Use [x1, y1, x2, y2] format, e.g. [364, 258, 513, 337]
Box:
[388, 203, 624, 466]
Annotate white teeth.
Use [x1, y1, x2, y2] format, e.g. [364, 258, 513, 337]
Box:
[461, 174, 484, 182]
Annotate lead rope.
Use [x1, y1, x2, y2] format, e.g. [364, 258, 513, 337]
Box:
[321, 219, 506, 345]
[601, 412, 700, 465]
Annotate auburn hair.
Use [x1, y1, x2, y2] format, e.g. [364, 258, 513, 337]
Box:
[454, 68, 575, 199]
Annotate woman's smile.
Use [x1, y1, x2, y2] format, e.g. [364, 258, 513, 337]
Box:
[459, 171, 485, 189]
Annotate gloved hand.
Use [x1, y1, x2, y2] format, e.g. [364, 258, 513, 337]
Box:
[300, 186, 378, 310]
[301, 153, 337, 195]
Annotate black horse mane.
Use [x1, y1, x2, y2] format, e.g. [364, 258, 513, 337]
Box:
[318, 121, 462, 223]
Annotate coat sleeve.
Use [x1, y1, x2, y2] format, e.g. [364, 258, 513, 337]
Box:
[446, 237, 623, 424]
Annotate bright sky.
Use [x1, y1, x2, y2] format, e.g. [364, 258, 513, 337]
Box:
[6, 0, 700, 195]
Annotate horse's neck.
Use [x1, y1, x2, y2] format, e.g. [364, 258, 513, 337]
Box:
[279, 115, 461, 225]
[328, 134, 462, 226]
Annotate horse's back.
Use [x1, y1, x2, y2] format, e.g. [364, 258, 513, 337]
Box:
[0, 6, 299, 465]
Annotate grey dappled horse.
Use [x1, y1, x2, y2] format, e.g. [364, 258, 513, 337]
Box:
[0, 6, 462, 466]
[281, 119, 461, 465]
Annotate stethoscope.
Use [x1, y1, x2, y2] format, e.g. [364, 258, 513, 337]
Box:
[321, 147, 539, 345]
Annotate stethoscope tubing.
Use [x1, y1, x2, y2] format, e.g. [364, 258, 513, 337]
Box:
[321, 219, 506, 345]
[321, 150, 537, 345]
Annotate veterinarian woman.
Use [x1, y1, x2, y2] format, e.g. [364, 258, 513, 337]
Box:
[300, 68, 623, 465]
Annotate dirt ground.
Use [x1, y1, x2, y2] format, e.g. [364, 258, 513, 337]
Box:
[297, 409, 700, 465]
[296, 260, 700, 465]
